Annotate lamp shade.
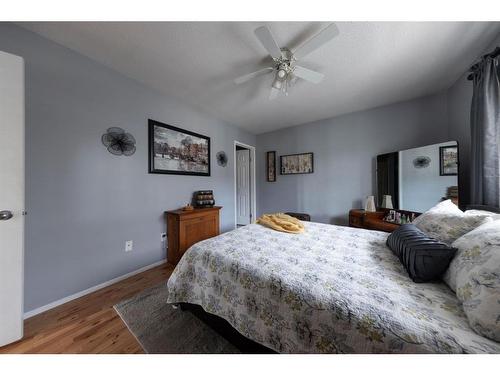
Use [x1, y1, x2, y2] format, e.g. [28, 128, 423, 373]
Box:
[365, 195, 376, 212]
[381, 195, 393, 209]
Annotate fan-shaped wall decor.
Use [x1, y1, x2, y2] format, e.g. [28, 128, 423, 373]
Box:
[216, 151, 228, 167]
[102, 127, 136, 156]
[413, 156, 431, 168]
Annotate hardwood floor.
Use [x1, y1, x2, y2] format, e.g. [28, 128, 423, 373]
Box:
[0, 262, 174, 354]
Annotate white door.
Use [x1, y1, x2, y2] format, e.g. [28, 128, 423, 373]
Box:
[236, 149, 251, 225]
[0, 51, 25, 346]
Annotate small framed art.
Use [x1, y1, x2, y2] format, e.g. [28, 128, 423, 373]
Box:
[266, 151, 276, 182]
[439, 145, 458, 176]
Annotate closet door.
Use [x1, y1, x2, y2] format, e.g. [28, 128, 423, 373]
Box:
[236, 149, 251, 225]
[0, 51, 25, 346]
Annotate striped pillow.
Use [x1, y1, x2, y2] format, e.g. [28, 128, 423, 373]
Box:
[387, 224, 457, 283]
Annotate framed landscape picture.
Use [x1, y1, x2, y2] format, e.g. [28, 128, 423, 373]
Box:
[439, 145, 458, 176]
[280, 152, 314, 175]
[148, 119, 210, 176]
[266, 151, 276, 182]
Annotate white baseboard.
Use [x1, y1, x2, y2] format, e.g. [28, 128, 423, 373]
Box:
[23, 259, 167, 319]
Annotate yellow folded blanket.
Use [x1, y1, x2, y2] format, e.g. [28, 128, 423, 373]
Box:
[256, 213, 305, 234]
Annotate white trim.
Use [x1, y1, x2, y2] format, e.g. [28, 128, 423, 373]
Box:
[23, 259, 167, 319]
[234, 141, 257, 229]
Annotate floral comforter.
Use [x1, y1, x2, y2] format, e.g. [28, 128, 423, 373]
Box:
[166, 222, 500, 353]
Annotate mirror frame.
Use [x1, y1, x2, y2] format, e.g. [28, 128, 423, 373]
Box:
[376, 140, 460, 213]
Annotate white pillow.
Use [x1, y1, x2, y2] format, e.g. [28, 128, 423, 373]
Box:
[465, 209, 500, 220]
[444, 220, 500, 342]
[412, 200, 491, 245]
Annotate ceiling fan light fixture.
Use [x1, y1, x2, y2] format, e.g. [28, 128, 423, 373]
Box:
[272, 77, 282, 90]
[235, 24, 339, 99]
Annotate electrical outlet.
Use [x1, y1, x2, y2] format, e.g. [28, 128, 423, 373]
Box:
[125, 240, 133, 252]
[161, 233, 167, 242]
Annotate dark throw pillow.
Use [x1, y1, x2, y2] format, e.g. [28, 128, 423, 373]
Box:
[386, 224, 457, 283]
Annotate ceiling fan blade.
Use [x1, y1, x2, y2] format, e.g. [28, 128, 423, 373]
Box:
[255, 26, 283, 60]
[269, 87, 280, 100]
[234, 67, 274, 84]
[293, 66, 325, 84]
[293, 23, 339, 60]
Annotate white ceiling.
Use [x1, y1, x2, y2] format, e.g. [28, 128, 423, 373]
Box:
[18, 22, 500, 134]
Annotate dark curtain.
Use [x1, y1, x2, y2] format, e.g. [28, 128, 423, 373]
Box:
[470, 54, 500, 207]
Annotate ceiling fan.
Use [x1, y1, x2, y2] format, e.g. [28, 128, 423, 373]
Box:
[234, 23, 339, 100]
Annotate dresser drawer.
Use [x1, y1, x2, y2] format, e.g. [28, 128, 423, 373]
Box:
[165, 207, 221, 266]
[349, 209, 364, 228]
[349, 209, 400, 233]
[349, 215, 362, 228]
[180, 215, 219, 250]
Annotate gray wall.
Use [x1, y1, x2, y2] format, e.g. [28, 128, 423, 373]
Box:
[0, 24, 256, 312]
[256, 92, 451, 224]
[447, 32, 500, 208]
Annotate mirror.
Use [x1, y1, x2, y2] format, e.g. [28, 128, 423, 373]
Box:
[377, 141, 458, 213]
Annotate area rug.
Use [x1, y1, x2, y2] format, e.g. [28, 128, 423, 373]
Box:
[114, 282, 240, 353]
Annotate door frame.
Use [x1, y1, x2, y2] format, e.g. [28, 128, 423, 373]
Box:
[234, 141, 256, 229]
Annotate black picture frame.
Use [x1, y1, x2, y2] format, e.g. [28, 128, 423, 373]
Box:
[280, 152, 314, 175]
[148, 119, 210, 176]
[266, 151, 276, 182]
[439, 145, 458, 176]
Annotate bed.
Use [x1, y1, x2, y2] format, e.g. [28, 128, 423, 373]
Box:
[166, 221, 500, 353]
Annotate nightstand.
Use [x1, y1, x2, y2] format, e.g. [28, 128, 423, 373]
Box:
[165, 206, 221, 266]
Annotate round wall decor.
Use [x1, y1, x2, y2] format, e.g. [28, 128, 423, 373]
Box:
[216, 151, 228, 167]
[102, 127, 136, 156]
[413, 156, 431, 168]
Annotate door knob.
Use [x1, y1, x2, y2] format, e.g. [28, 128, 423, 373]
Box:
[0, 210, 13, 220]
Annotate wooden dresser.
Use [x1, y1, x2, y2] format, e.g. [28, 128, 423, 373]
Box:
[165, 206, 221, 266]
[349, 209, 399, 233]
